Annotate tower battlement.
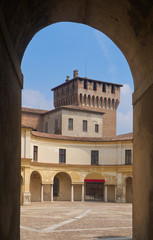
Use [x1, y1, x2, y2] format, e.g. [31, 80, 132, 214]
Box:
[51, 70, 123, 137]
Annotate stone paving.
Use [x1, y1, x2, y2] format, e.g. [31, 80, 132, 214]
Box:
[20, 202, 132, 240]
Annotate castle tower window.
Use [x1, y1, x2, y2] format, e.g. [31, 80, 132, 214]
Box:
[95, 124, 99, 133]
[84, 80, 87, 89]
[93, 81, 97, 90]
[125, 150, 132, 165]
[80, 94, 83, 105]
[88, 95, 91, 106]
[33, 146, 38, 162]
[68, 118, 73, 130]
[91, 150, 99, 165]
[112, 99, 115, 110]
[102, 83, 106, 92]
[83, 120, 88, 132]
[111, 85, 115, 94]
[59, 149, 66, 163]
[100, 97, 103, 108]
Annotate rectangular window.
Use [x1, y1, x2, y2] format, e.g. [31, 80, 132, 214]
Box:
[83, 120, 87, 132]
[102, 83, 106, 92]
[111, 85, 115, 94]
[68, 118, 73, 130]
[33, 146, 38, 161]
[59, 149, 66, 163]
[95, 124, 99, 133]
[84, 80, 87, 89]
[93, 81, 97, 90]
[125, 149, 132, 165]
[91, 150, 99, 165]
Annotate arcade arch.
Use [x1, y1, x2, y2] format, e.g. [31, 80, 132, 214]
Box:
[30, 171, 42, 202]
[53, 172, 72, 201]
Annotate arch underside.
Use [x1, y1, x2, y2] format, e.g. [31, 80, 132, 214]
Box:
[1, 0, 153, 90]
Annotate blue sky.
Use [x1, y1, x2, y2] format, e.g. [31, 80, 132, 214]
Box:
[21, 22, 133, 135]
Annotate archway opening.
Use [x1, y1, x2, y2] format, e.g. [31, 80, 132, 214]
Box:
[20, 21, 133, 239]
[30, 171, 42, 202]
[53, 172, 71, 201]
[84, 173, 105, 201]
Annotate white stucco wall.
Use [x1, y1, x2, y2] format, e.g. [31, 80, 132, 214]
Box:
[61, 109, 103, 138]
[27, 134, 133, 166]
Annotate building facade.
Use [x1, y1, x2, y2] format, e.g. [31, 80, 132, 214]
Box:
[21, 70, 133, 205]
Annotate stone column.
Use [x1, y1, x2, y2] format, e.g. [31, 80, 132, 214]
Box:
[41, 184, 44, 202]
[122, 183, 126, 203]
[23, 165, 31, 205]
[105, 185, 108, 202]
[71, 184, 74, 202]
[51, 184, 53, 202]
[0, 21, 23, 239]
[82, 184, 84, 201]
[133, 83, 153, 240]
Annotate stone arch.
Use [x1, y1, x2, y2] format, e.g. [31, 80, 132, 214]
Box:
[30, 171, 42, 202]
[53, 172, 72, 201]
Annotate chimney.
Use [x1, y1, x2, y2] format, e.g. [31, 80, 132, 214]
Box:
[73, 69, 78, 78]
[66, 76, 70, 82]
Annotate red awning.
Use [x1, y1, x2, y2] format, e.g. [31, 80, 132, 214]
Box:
[84, 179, 105, 182]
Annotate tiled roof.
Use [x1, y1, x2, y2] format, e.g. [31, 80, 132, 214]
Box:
[22, 107, 48, 114]
[31, 131, 133, 142]
[43, 105, 105, 115]
[21, 123, 35, 129]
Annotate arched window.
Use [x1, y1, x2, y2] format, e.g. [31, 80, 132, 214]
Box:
[100, 97, 103, 108]
[112, 99, 115, 110]
[80, 94, 83, 105]
[84, 94, 86, 105]
[96, 96, 99, 107]
[108, 98, 111, 109]
[92, 96, 95, 107]
[88, 95, 91, 106]
[104, 97, 107, 108]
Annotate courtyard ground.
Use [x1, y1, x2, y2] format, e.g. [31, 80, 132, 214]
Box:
[20, 201, 132, 240]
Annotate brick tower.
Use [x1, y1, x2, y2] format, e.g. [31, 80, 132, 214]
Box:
[52, 70, 122, 137]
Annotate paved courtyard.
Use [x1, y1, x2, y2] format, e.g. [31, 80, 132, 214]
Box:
[20, 202, 132, 240]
